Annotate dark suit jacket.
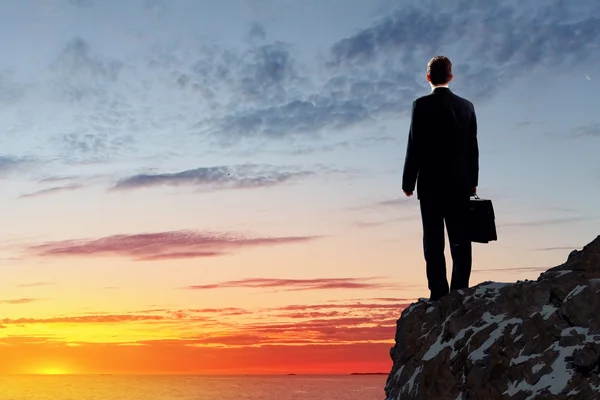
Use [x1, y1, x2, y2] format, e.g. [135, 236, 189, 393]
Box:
[402, 87, 478, 200]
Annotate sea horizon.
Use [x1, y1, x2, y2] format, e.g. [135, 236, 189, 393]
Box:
[0, 374, 387, 400]
[2, 372, 388, 376]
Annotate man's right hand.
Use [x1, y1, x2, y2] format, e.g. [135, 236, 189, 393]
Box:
[472, 187, 477, 196]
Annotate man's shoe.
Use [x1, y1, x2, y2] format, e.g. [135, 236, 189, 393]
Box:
[428, 292, 448, 302]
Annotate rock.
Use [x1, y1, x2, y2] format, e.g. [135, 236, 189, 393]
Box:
[384, 235, 600, 400]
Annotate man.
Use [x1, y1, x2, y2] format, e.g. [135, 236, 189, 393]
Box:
[402, 56, 478, 302]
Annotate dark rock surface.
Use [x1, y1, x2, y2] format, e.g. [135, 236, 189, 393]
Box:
[384, 235, 600, 400]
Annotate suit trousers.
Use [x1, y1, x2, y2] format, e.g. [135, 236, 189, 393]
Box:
[419, 194, 472, 301]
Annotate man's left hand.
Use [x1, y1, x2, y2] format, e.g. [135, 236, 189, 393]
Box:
[403, 190, 413, 197]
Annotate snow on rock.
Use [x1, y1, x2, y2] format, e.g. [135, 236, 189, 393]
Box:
[384, 235, 600, 400]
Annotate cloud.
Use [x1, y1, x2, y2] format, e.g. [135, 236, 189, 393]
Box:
[287, 136, 398, 156]
[27, 230, 321, 261]
[531, 246, 578, 251]
[472, 266, 573, 275]
[69, 0, 100, 7]
[273, 302, 410, 313]
[183, 277, 402, 291]
[186, 308, 251, 316]
[205, 0, 600, 141]
[211, 96, 373, 142]
[327, 297, 418, 303]
[51, 37, 123, 89]
[42, 36, 136, 163]
[348, 197, 413, 212]
[568, 123, 600, 138]
[18, 184, 83, 199]
[375, 198, 410, 207]
[1, 314, 166, 325]
[37, 176, 80, 184]
[136, 251, 223, 261]
[60, 132, 135, 163]
[183, 319, 397, 345]
[0, 298, 46, 305]
[244, 316, 397, 339]
[3, 0, 599, 164]
[0, 155, 34, 177]
[16, 282, 55, 287]
[327, 1, 600, 104]
[352, 215, 417, 228]
[0, 337, 394, 374]
[499, 216, 597, 228]
[0, 299, 409, 375]
[0, 69, 29, 104]
[111, 164, 313, 191]
[248, 23, 267, 42]
[514, 121, 534, 129]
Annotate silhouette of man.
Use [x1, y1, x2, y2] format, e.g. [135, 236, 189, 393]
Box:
[402, 56, 478, 302]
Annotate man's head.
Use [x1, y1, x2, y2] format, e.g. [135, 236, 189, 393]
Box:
[426, 56, 453, 86]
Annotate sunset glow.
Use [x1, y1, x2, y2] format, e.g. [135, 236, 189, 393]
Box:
[36, 368, 70, 375]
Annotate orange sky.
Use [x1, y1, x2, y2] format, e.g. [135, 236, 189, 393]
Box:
[0, 228, 578, 375]
[1, 297, 407, 375]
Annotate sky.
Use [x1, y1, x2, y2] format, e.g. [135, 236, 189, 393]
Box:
[0, 0, 599, 375]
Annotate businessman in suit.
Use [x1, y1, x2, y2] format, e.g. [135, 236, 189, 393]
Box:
[402, 56, 478, 302]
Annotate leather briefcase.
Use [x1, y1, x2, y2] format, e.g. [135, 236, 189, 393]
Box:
[468, 194, 497, 243]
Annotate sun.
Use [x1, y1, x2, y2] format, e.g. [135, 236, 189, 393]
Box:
[36, 367, 70, 375]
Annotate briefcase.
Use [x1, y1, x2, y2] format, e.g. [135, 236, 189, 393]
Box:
[467, 194, 497, 243]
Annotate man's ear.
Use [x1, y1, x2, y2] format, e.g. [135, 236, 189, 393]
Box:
[448, 74, 454, 82]
[426, 74, 431, 82]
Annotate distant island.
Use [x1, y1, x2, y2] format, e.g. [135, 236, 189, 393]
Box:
[350, 372, 387, 375]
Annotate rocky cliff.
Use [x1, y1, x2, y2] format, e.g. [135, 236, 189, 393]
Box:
[384, 235, 600, 400]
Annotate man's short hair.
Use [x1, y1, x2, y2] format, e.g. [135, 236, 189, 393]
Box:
[427, 56, 452, 85]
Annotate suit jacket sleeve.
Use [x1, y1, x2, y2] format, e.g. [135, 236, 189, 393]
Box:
[469, 105, 479, 188]
[402, 100, 419, 193]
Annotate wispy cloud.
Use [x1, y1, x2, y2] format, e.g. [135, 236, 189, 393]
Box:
[0, 155, 34, 177]
[27, 230, 321, 261]
[376, 198, 410, 207]
[499, 216, 597, 228]
[272, 302, 410, 313]
[183, 277, 402, 291]
[532, 246, 577, 252]
[352, 215, 417, 228]
[1, 314, 166, 325]
[287, 136, 398, 156]
[568, 123, 600, 138]
[37, 176, 79, 184]
[111, 164, 313, 191]
[326, 297, 418, 303]
[349, 197, 412, 212]
[0, 298, 46, 305]
[472, 266, 548, 274]
[18, 184, 83, 199]
[185, 308, 251, 316]
[16, 282, 55, 287]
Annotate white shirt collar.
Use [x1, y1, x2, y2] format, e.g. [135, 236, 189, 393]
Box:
[431, 84, 449, 92]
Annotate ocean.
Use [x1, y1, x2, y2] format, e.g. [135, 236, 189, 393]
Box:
[0, 375, 387, 400]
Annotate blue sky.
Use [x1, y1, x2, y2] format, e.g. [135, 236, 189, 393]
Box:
[0, 0, 599, 313]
